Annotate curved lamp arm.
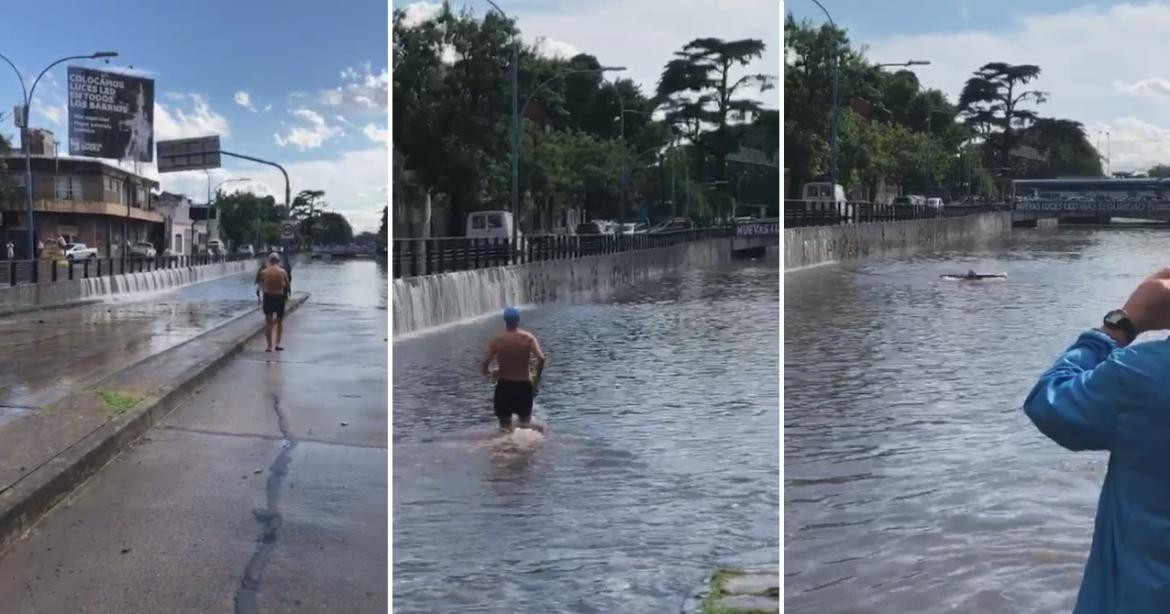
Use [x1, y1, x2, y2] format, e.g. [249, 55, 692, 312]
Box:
[0, 53, 28, 105]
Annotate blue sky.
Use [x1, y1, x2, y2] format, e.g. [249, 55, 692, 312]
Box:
[784, 1, 1170, 175]
[0, 0, 388, 232]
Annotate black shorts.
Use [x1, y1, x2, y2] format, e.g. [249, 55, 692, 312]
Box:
[493, 380, 534, 425]
[262, 293, 286, 318]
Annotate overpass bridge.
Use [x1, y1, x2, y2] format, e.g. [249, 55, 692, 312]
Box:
[1013, 199, 1170, 224]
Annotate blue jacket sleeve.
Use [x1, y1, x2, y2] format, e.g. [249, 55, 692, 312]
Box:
[1023, 330, 1128, 452]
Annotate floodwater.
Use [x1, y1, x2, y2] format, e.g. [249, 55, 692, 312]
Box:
[784, 228, 1170, 613]
[0, 256, 386, 420]
[392, 262, 780, 613]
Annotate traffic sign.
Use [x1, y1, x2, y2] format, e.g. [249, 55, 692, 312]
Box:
[280, 221, 297, 240]
[157, 136, 221, 172]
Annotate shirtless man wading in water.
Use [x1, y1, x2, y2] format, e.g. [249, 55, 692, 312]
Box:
[480, 306, 546, 432]
[255, 253, 290, 352]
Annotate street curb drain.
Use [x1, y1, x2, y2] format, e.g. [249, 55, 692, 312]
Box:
[0, 293, 310, 555]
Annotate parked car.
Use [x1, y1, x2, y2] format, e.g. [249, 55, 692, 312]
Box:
[129, 241, 157, 258]
[576, 221, 607, 235]
[64, 243, 97, 261]
[649, 217, 695, 234]
[466, 210, 522, 242]
[237, 244, 255, 257]
[926, 197, 945, 210]
[206, 239, 225, 256]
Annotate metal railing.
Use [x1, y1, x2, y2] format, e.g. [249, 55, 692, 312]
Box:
[391, 226, 738, 279]
[784, 200, 1011, 228]
[0, 253, 249, 287]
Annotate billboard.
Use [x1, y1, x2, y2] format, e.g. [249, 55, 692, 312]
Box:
[67, 67, 154, 162]
[157, 136, 221, 172]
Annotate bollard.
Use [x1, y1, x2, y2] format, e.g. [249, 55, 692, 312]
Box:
[83, 259, 90, 279]
[409, 240, 419, 277]
[67, 260, 74, 281]
[8, 260, 15, 286]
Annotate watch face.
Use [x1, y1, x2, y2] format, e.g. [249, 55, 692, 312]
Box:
[1105, 311, 1126, 326]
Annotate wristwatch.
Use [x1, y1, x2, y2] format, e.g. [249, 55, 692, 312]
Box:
[1103, 309, 1137, 344]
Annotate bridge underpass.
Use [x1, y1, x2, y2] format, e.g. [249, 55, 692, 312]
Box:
[1013, 199, 1170, 226]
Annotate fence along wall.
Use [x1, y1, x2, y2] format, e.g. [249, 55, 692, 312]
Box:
[784, 212, 1014, 270]
[393, 238, 736, 335]
[0, 260, 253, 313]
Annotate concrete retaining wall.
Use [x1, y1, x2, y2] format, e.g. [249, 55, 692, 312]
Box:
[784, 212, 1013, 270]
[0, 260, 253, 314]
[393, 238, 743, 335]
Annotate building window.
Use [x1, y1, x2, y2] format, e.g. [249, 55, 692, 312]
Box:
[174, 234, 183, 254]
[137, 186, 147, 208]
[106, 177, 124, 204]
[55, 175, 80, 200]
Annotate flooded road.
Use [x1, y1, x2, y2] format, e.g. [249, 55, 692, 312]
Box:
[393, 262, 779, 613]
[0, 269, 260, 418]
[0, 257, 389, 613]
[784, 228, 1170, 613]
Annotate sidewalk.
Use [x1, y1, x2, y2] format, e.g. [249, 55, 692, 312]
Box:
[0, 297, 387, 612]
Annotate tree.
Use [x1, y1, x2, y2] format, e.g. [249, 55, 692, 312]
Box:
[656, 37, 773, 203]
[957, 62, 1048, 176]
[313, 212, 354, 245]
[214, 191, 280, 249]
[377, 206, 387, 250]
[1150, 164, 1170, 178]
[290, 189, 325, 240]
[1016, 118, 1101, 178]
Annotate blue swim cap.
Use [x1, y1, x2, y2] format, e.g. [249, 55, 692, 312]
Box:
[503, 306, 520, 328]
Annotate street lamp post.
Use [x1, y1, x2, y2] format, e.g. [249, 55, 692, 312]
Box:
[483, 1, 520, 248]
[0, 51, 117, 261]
[808, 0, 839, 192]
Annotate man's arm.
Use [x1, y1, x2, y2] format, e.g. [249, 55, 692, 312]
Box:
[530, 335, 546, 380]
[1023, 330, 1135, 451]
[479, 338, 496, 378]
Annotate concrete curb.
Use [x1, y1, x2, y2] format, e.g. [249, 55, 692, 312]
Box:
[0, 293, 310, 554]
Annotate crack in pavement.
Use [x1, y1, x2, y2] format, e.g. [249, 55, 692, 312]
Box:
[234, 394, 297, 614]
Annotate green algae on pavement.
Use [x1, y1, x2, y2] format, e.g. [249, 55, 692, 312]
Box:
[700, 567, 778, 614]
[98, 391, 144, 416]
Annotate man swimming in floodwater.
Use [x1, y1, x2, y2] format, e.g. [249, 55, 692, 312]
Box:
[480, 306, 546, 432]
[965, 270, 978, 280]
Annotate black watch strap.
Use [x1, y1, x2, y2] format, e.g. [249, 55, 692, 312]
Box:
[1104, 310, 1136, 343]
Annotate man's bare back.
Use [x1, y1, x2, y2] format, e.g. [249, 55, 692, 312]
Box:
[258, 265, 289, 296]
[489, 329, 542, 382]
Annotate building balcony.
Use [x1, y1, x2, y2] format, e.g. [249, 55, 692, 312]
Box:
[0, 198, 165, 224]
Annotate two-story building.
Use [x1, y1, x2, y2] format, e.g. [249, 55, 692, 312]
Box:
[0, 130, 164, 258]
[154, 191, 203, 256]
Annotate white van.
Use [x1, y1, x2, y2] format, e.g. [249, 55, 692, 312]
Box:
[802, 182, 848, 217]
[466, 210, 523, 242]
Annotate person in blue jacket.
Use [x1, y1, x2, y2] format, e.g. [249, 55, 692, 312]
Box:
[1025, 268, 1170, 613]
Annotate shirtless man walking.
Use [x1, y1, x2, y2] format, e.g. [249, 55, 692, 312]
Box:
[480, 306, 546, 432]
[255, 253, 290, 352]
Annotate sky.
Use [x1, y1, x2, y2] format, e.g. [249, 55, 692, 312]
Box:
[395, 0, 780, 110]
[0, 0, 387, 232]
[784, 0, 1170, 175]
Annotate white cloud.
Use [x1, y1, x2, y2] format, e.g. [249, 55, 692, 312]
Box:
[862, 3, 1170, 172]
[234, 90, 257, 112]
[532, 36, 580, 60]
[153, 147, 387, 233]
[155, 94, 230, 140]
[362, 123, 388, 143]
[399, 1, 443, 28]
[320, 63, 388, 113]
[274, 108, 344, 150]
[36, 103, 66, 125]
[263, 104, 272, 112]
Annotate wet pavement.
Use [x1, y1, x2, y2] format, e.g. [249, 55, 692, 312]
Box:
[392, 262, 779, 612]
[0, 259, 388, 613]
[0, 271, 261, 423]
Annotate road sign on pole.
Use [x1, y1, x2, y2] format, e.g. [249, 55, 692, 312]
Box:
[157, 136, 221, 172]
[280, 221, 296, 240]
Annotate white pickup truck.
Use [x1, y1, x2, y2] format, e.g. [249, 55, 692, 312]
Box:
[64, 243, 98, 261]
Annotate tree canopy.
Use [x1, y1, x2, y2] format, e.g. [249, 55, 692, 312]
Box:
[784, 13, 1102, 201]
[393, 4, 776, 234]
